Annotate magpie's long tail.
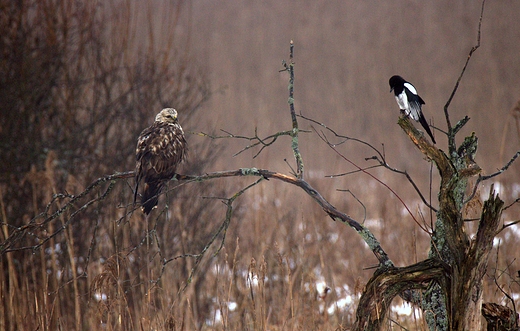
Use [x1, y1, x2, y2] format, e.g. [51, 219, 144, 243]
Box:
[418, 113, 436, 144]
[141, 182, 164, 215]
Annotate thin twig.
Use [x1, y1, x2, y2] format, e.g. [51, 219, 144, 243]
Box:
[162, 177, 265, 295]
[503, 198, 520, 211]
[337, 189, 367, 223]
[299, 113, 437, 211]
[1, 174, 126, 254]
[495, 219, 520, 235]
[464, 150, 520, 205]
[195, 128, 308, 158]
[314, 128, 430, 234]
[444, 0, 485, 154]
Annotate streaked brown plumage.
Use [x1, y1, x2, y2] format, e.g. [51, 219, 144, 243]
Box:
[134, 108, 187, 214]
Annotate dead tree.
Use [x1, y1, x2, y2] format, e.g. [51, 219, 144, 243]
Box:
[2, 3, 519, 330]
[353, 2, 518, 329]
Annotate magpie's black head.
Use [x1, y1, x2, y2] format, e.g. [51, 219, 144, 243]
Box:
[389, 75, 406, 93]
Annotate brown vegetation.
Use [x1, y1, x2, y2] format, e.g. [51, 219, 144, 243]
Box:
[1, 0, 520, 330]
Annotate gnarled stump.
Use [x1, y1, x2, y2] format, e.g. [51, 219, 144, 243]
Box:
[482, 303, 519, 331]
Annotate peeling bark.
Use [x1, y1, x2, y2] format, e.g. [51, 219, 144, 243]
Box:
[482, 303, 519, 331]
[352, 117, 504, 331]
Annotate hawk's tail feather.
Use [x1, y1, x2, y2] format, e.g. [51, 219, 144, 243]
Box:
[133, 178, 140, 207]
[134, 167, 144, 207]
[141, 182, 163, 215]
[418, 113, 436, 144]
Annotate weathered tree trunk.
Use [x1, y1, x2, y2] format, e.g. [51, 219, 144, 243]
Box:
[403, 119, 504, 331]
[353, 118, 504, 331]
[446, 187, 503, 330]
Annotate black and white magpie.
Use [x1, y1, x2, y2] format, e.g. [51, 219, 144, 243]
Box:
[389, 75, 436, 144]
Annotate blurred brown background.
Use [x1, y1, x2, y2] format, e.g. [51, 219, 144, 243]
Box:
[1, 0, 519, 329]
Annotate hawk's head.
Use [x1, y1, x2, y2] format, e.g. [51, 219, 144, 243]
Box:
[155, 108, 178, 124]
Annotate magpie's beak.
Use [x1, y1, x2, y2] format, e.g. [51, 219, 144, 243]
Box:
[389, 87, 393, 93]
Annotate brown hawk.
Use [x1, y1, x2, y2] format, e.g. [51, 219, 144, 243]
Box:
[134, 108, 188, 214]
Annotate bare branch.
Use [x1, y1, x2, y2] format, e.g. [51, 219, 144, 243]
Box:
[298, 113, 385, 160]
[496, 219, 520, 235]
[172, 167, 395, 271]
[1, 171, 133, 254]
[452, 116, 471, 135]
[444, 0, 485, 153]
[280, 40, 304, 179]
[163, 177, 265, 295]
[337, 189, 367, 223]
[313, 126, 431, 233]
[328, 163, 381, 177]
[464, 149, 520, 205]
[503, 198, 520, 212]
[194, 128, 307, 158]
[299, 113, 437, 211]
[2, 167, 393, 268]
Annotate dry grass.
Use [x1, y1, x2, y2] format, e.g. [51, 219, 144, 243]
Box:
[1, 0, 520, 330]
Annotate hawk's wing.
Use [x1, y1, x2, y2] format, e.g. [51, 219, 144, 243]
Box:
[134, 121, 187, 212]
[137, 123, 187, 176]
